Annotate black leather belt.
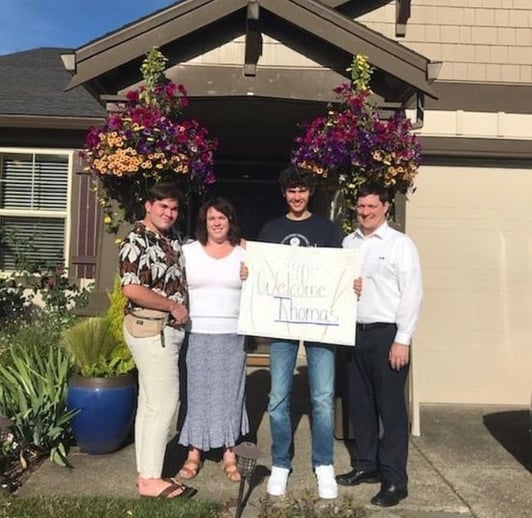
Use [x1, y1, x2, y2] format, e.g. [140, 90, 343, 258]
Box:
[357, 322, 396, 331]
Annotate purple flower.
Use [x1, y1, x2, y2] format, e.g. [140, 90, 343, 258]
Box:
[80, 51, 218, 232]
[291, 85, 420, 200]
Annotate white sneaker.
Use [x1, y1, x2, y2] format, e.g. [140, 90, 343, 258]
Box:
[267, 466, 290, 496]
[315, 465, 338, 499]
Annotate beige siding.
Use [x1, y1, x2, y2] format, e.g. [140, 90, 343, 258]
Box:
[183, 2, 532, 84]
[412, 110, 532, 139]
[185, 34, 323, 69]
[407, 165, 532, 404]
[358, 1, 532, 83]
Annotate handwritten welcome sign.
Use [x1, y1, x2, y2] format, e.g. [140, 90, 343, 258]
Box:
[238, 242, 360, 346]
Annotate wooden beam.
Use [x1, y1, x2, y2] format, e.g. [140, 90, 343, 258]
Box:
[396, 0, 411, 37]
[244, 0, 261, 77]
[162, 64, 349, 101]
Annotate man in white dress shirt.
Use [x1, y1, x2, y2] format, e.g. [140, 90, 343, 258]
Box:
[336, 182, 422, 508]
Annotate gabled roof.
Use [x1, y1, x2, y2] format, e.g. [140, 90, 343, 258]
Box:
[65, 0, 436, 102]
[0, 48, 104, 121]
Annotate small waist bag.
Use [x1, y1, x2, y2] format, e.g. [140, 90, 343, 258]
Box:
[124, 309, 169, 343]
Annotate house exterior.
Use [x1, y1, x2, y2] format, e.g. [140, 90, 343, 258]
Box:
[0, 0, 530, 418]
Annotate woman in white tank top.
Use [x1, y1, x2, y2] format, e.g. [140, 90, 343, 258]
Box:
[178, 198, 249, 482]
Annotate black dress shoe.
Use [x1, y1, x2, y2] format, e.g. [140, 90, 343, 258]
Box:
[335, 469, 380, 486]
[370, 482, 408, 507]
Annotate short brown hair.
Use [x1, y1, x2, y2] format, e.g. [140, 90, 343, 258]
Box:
[146, 182, 182, 203]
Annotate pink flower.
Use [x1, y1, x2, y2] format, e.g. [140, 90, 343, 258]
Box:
[80, 50, 217, 232]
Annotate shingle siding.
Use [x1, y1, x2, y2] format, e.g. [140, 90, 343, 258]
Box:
[358, 1, 532, 84]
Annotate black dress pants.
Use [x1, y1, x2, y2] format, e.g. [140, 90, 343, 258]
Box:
[346, 323, 409, 487]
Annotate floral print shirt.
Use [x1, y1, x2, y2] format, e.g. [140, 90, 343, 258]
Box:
[119, 222, 187, 325]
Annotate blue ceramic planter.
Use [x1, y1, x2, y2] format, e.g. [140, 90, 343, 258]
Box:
[67, 373, 137, 454]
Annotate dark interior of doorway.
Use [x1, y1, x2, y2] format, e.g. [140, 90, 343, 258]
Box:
[210, 178, 285, 240]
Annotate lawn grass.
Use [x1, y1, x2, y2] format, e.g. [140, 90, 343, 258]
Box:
[0, 493, 370, 518]
[0, 495, 221, 518]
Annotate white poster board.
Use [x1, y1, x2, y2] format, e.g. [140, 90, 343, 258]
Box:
[238, 241, 361, 346]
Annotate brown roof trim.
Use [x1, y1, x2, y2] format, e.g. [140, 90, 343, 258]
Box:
[261, 0, 435, 98]
[420, 136, 532, 161]
[151, 64, 348, 101]
[76, 0, 232, 61]
[68, 0, 246, 89]
[428, 82, 532, 115]
[67, 0, 435, 99]
[0, 115, 103, 130]
[319, 0, 349, 6]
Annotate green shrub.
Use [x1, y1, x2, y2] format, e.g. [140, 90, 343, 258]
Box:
[0, 313, 71, 370]
[0, 342, 76, 468]
[0, 275, 32, 325]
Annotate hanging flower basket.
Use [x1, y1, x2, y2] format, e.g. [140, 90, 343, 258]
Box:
[80, 47, 218, 233]
[291, 55, 421, 232]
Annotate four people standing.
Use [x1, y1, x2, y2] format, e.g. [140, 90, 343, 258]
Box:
[119, 176, 421, 508]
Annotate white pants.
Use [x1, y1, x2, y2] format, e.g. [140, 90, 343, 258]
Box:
[124, 325, 184, 478]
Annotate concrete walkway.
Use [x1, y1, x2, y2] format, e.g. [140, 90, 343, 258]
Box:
[17, 366, 532, 517]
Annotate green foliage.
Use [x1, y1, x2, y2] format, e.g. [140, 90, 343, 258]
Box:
[347, 54, 374, 92]
[106, 276, 127, 345]
[32, 265, 91, 318]
[0, 228, 92, 331]
[0, 275, 32, 324]
[0, 495, 220, 517]
[0, 226, 42, 273]
[0, 342, 77, 468]
[60, 276, 134, 378]
[140, 46, 169, 106]
[0, 243, 92, 356]
[0, 231, 97, 472]
[0, 313, 74, 371]
[104, 276, 134, 374]
[61, 317, 129, 378]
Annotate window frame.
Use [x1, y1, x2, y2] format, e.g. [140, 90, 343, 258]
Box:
[0, 147, 73, 273]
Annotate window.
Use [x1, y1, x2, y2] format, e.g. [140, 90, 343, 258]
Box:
[0, 150, 71, 271]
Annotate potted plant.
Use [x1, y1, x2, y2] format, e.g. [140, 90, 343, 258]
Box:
[62, 280, 136, 454]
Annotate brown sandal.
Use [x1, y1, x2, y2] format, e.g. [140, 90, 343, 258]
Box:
[223, 460, 241, 482]
[179, 458, 202, 480]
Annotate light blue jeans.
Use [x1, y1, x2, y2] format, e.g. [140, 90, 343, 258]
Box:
[268, 340, 335, 470]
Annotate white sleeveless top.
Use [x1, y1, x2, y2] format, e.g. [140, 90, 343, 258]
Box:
[182, 241, 245, 333]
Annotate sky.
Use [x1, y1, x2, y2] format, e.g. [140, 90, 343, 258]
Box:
[0, 0, 179, 56]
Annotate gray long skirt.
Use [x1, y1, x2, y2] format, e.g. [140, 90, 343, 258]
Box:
[179, 333, 249, 451]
